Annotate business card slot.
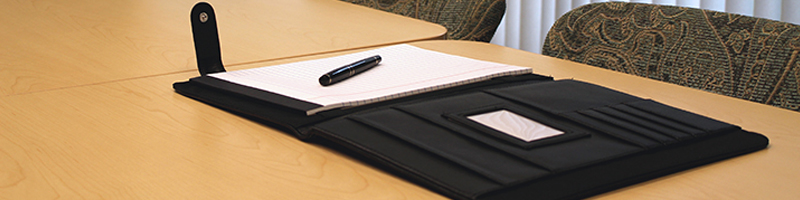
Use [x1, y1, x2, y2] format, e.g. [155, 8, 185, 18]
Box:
[560, 111, 664, 149]
[624, 100, 739, 136]
[585, 107, 681, 144]
[610, 104, 703, 139]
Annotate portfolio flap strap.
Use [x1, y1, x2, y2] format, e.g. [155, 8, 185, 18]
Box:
[191, 2, 226, 75]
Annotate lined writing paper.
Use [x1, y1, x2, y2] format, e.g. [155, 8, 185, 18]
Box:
[209, 44, 532, 115]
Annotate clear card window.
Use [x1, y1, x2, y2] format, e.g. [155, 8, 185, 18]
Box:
[467, 110, 564, 142]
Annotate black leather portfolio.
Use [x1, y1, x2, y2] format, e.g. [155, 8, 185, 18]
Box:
[176, 3, 768, 199]
[174, 73, 768, 200]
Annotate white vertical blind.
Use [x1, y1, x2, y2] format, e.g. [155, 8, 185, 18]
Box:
[676, 0, 700, 7]
[519, 0, 541, 51]
[491, 0, 800, 54]
[781, 0, 800, 25]
[755, 0, 781, 21]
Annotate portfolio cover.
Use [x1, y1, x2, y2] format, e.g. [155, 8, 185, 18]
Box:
[173, 74, 768, 200]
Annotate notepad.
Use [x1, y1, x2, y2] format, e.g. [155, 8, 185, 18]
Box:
[207, 44, 532, 115]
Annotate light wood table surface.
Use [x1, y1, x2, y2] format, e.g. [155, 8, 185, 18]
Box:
[0, 0, 445, 96]
[1, 40, 797, 199]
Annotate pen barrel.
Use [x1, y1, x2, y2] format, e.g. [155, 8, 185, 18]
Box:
[319, 55, 381, 86]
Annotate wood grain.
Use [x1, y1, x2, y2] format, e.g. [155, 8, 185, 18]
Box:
[0, 71, 444, 199]
[0, 0, 445, 96]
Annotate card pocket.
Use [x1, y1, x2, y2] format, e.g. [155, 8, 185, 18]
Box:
[609, 103, 701, 139]
[623, 100, 739, 136]
[559, 100, 740, 149]
[561, 110, 666, 149]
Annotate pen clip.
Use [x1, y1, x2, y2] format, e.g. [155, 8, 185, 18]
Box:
[191, 2, 226, 76]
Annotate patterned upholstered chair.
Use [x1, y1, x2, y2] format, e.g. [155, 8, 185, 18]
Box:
[542, 2, 800, 112]
[340, 0, 506, 42]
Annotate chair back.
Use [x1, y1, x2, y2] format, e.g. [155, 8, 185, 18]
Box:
[543, 2, 800, 112]
[341, 0, 506, 42]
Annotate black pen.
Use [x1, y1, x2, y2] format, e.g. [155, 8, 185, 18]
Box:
[319, 55, 382, 86]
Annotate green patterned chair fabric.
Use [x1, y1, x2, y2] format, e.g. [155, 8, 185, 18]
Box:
[542, 2, 800, 112]
[340, 0, 506, 42]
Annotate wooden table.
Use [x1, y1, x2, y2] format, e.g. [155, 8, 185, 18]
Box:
[1, 40, 797, 199]
[0, 0, 445, 96]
